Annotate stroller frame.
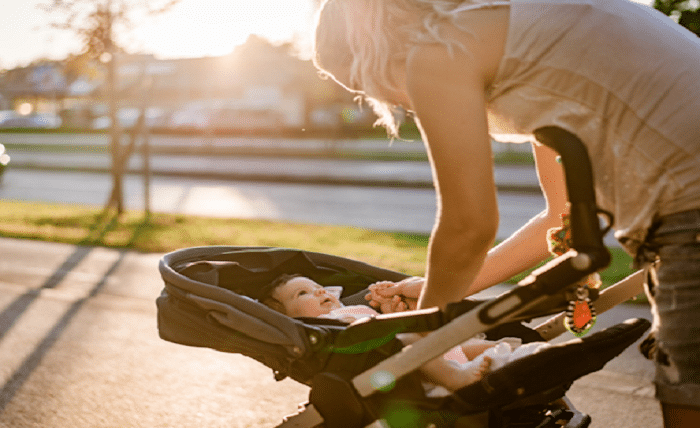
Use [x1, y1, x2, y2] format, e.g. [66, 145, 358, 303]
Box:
[158, 127, 649, 428]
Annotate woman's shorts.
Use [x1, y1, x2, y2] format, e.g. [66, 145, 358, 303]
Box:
[644, 209, 700, 407]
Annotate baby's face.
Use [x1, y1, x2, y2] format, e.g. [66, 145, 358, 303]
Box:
[272, 277, 342, 318]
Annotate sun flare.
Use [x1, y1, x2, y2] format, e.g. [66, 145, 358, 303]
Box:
[131, 0, 315, 60]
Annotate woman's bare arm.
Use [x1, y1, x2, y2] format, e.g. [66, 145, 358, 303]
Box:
[463, 143, 569, 296]
[407, 43, 499, 310]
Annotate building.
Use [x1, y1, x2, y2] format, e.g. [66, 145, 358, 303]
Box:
[0, 35, 368, 133]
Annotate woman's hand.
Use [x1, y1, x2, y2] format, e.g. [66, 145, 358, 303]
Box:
[365, 276, 424, 313]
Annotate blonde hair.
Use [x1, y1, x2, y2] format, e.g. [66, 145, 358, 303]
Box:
[313, 0, 494, 137]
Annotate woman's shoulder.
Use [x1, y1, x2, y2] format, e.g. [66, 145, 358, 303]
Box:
[406, 6, 508, 87]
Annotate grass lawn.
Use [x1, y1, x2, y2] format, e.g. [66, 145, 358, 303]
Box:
[0, 200, 640, 298]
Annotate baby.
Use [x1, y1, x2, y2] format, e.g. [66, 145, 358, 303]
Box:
[261, 274, 512, 391]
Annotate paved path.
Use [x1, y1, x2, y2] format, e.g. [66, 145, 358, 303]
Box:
[0, 238, 308, 428]
[0, 237, 660, 427]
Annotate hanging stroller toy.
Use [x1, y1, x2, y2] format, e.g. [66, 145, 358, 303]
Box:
[157, 127, 650, 428]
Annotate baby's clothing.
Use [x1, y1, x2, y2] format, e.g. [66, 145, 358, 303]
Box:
[320, 305, 379, 323]
[429, 337, 550, 397]
[464, 340, 550, 372]
[321, 304, 552, 396]
[321, 305, 546, 369]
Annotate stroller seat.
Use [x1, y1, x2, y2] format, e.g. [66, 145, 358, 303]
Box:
[157, 246, 649, 428]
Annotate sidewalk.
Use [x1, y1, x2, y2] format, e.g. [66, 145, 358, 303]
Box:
[0, 237, 660, 427]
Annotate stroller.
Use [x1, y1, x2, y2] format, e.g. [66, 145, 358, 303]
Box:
[156, 127, 651, 428]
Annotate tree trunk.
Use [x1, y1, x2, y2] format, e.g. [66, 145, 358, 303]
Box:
[104, 49, 125, 215]
[103, 9, 125, 217]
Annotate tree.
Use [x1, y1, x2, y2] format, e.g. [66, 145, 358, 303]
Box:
[654, 0, 700, 36]
[39, 0, 181, 215]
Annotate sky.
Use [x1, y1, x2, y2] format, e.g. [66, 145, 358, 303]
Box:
[0, 0, 317, 70]
[0, 0, 655, 71]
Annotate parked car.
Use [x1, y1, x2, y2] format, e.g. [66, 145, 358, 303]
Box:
[0, 110, 17, 127]
[0, 144, 10, 183]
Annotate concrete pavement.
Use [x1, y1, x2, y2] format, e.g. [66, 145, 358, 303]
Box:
[0, 237, 308, 428]
[0, 237, 661, 427]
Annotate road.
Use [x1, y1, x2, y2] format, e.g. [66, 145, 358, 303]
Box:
[1, 168, 548, 240]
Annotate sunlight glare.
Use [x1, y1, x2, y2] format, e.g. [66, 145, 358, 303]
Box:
[133, 0, 314, 59]
[18, 103, 33, 116]
[170, 185, 281, 219]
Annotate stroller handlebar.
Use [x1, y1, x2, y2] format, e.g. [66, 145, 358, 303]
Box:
[533, 126, 612, 260]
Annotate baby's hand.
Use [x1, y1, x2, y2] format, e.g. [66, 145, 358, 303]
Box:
[365, 281, 396, 313]
[365, 277, 424, 313]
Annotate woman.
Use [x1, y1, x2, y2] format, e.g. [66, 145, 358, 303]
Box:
[312, 0, 700, 426]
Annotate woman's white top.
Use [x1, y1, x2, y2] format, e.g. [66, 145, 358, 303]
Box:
[462, 0, 700, 254]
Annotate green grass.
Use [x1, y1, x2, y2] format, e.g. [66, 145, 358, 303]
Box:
[0, 200, 429, 275]
[0, 200, 637, 296]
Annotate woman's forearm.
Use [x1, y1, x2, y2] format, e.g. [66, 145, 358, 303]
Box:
[419, 222, 494, 310]
[463, 143, 569, 297]
[464, 209, 558, 296]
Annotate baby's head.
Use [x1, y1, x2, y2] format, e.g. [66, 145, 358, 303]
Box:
[261, 274, 343, 318]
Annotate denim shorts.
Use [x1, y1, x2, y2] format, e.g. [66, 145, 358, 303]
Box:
[642, 209, 700, 407]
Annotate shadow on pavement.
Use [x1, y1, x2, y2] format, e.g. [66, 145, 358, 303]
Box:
[0, 246, 126, 411]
